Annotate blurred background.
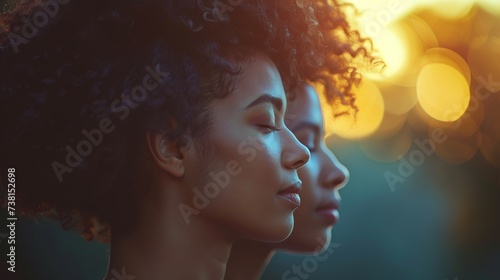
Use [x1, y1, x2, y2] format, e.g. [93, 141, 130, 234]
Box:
[265, 0, 500, 279]
[1, 0, 500, 279]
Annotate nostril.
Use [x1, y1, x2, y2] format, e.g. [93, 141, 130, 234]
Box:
[332, 177, 345, 188]
[323, 168, 348, 189]
[294, 159, 306, 169]
[297, 148, 310, 168]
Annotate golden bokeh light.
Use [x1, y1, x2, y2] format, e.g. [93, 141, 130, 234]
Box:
[480, 134, 500, 167]
[422, 48, 472, 84]
[347, 0, 412, 24]
[378, 82, 418, 115]
[406, 16, 439, 48]
[407, 103, 432, 135]
[479, 98, 500, 166]
[329, 0, 499, 168]
[422, 0, 474, 19]
[427, 90, 485, 139]
[471, 9, 493, 37]
[429, 116, 480, 139]
[359, 125, 413, 162]
[416, 63, 471, 122]
[326, 80, 385, 139]
[371, 111, 409, 138]
[366, 18, 426, 86]
[416, 9, 474, 48]
[478, 0, 500, 15]
[434, 132, 482, 164]
[368, 24, 408, 79]
[468, 35, 500, 93]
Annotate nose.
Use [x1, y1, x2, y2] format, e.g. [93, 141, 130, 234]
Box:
[281, 127, 310, 170]
[321, 144, 349, 190]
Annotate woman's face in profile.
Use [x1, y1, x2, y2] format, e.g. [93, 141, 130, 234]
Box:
[182, 53, 310, 242]
[281, 84, 349, 252]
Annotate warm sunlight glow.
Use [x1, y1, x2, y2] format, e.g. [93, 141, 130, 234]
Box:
[435, 133, 481, 164]
[326, 81, 385, 139]
[372, 111, 409, 138]
[332, 0, 499, 168]
[468, 36, 500, 93]
[423, 48, 472, 84]
[417, 64, 471, 122]
[479, 0, 500, 15]
[378, 82, 418, 115]
[367, 25, 408, 79]
[359, 125, 413, 162]
[423, 0, 474, 19]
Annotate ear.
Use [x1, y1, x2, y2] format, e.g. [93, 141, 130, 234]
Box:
[146, 131, 186, 178]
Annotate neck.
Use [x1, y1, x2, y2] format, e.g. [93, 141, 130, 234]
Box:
[224, 239, 276, 280]
[103, 182, 233, 280]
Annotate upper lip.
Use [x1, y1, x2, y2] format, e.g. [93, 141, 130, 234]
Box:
[278, 181, 302, 195]
[316, 199, 340, 211]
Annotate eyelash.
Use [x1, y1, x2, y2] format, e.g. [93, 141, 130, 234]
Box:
[258, 124, 282, 133]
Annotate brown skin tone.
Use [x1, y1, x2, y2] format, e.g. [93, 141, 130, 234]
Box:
[102, 53, 310, 280]
[225, 83, 349, 280]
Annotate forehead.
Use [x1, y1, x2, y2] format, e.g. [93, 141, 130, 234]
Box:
[214, 52, 286, 110]
[286, 84, 323, 126]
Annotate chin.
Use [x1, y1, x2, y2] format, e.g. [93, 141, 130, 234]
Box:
[313, 230, 332, 253]
[246, 216, 294, 243]
[268, 219, 295, 243]
[282, 230, 332, 254]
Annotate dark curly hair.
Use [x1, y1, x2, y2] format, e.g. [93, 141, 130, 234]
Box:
[0, 0, 374, 241]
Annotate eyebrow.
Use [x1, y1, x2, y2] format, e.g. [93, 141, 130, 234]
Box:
[245, 94, 283, 112]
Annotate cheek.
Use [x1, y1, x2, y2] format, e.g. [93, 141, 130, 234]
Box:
[294, 160, 321, 218]
[297, 158, 321, 193]
[194, 132, 282, 208]
[297, 164, 316, 187]
[236, 133, 283, 172]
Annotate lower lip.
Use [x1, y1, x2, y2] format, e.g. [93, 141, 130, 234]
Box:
[278, 193, 301, 207]
[317, 208, 339, 225]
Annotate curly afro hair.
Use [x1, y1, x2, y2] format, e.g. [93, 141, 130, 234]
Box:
[0, 0, 374, 241]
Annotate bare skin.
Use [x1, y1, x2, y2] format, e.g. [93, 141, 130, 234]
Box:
[225, 83, 349, 280]
[102, 53, 310, 280]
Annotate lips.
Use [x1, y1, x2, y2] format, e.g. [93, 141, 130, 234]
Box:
[278, 181, 302, 207]
[316, 200, 340, 224]
[316, 200, 339, 212]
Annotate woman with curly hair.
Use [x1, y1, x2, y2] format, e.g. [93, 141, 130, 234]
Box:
[0, 0, 371, 279]
[225, 83, 350, 280]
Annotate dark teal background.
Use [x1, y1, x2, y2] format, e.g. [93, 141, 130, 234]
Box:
[1, 0, 500, 279]
[2, 139, 499, 280]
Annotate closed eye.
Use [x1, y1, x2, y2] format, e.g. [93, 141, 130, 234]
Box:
[257, 124, 282, 134]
